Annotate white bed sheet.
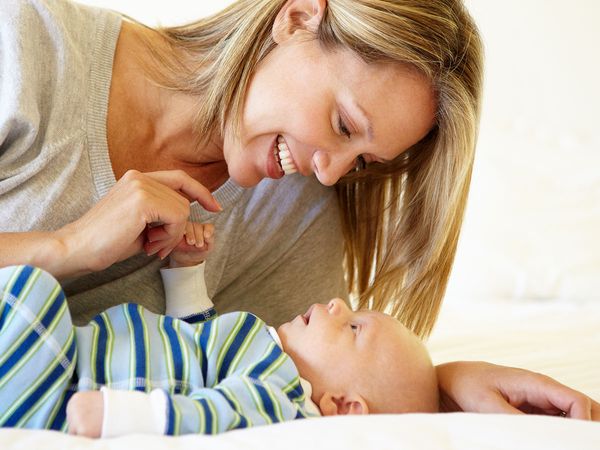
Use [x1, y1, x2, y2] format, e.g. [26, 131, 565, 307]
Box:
[2, 299, 599, 450]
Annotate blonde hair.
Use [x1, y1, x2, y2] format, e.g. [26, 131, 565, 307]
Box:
[143, 0, 484, 338]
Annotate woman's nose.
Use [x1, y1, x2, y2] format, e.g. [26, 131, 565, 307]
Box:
[312, 150, 355, 186]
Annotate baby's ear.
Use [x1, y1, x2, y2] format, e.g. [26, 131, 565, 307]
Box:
[319, 392, 369, 416]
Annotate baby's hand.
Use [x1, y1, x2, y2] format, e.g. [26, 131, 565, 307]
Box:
[169, 222, 215, 268]
[66, 391, 103, 438]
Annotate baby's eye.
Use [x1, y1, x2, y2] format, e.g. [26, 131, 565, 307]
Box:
[350, 323, 359, 334]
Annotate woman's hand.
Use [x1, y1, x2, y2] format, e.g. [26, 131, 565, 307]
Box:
[55, 170, 221, 276]
[436, 361, 600, 420]
[66, 391, 104, 438]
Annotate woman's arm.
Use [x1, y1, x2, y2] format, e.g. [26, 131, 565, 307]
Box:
[0, 170, 221, 279]
[437, 361, 600, 420]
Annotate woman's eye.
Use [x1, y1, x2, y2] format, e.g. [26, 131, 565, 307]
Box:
[350, 324, 359, 333]
[338, 116, 352, 139]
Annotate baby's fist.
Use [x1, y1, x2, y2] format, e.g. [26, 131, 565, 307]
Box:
[66, 391, 104, 438]
[169, 222, 215, 268]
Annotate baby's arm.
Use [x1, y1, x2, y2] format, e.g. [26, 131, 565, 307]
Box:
[72, 376, 301, 437]
[160, 222, 215, 319]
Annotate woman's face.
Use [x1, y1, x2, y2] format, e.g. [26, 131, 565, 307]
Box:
[222, 36, 437, 188]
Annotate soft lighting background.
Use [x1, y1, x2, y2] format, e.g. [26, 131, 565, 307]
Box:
[79, 0, 600, 305]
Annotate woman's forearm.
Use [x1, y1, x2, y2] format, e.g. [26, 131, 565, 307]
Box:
[0, 230, 87, 279]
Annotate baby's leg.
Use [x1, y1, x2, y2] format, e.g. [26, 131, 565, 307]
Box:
[0, 265, 77, 431]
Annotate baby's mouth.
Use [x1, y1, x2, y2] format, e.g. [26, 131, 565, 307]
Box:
[274, 135, 298, 175]
[302, 304, 315, 325]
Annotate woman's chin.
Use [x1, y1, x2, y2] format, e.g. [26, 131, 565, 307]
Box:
[228, 169, 261, 188]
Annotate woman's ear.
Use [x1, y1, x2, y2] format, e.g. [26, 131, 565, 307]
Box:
[272, 0, 327, 44]
[319, 392, 370, 416]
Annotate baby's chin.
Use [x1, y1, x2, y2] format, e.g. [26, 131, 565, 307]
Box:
[275, 322, 292, 350]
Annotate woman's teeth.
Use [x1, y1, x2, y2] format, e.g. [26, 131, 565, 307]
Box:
[275, 136, 298, 175]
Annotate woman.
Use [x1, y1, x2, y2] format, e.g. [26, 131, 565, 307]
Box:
[0, 0, 596, 418]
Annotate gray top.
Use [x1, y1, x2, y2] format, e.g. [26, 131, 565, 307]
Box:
[0, 0, 346, 326]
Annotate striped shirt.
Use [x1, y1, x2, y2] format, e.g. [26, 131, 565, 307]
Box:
[0, 265, 317, 435]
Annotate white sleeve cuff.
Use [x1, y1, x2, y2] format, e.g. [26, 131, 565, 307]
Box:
[101, 387, 167, 438]
[160, 262, 214, 318]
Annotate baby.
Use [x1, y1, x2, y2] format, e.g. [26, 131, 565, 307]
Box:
[0, 225, 437, 437]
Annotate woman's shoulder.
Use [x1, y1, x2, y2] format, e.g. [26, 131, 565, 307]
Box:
[0, 0, 122, 229]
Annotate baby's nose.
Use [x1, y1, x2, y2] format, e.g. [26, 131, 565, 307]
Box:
[327, 298, 348, 314]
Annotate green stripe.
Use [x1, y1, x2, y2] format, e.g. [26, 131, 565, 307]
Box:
[263, 381, 284, 423]
[206, 319, 219, 358]
[140, 306, 150, 384]
[16, 331, 76, 426]
[282, 376, 301, 394]
[124, 305, 135, 390]
[0, 310, 71, 423]
[2, 268, 42, 330]
[258, 348, 287, 381]
[103, 312, 114, 386]
[0, 271, 54, 366]
[192, 398, 206, 434]
[193, 326, 202, 380]
[0, 267, 21, 322]
[88, 321, 99, 388]
[157, 316, 175, 390]
[215, 313, 246, 377]
[173, 400, 182, 435]
[227, 319, 262, 376]
[174, 320, 189, 394]
[0, 286, 64, 389]
[207, 399, 218, 434]
[242, 377, 271, 424]
[221, 385, 250, 428]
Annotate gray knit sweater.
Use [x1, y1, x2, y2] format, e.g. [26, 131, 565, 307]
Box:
[0, 0, 346, 326]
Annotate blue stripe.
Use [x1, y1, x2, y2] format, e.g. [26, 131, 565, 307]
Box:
[92, 315, 108, 386]
[166, 395, 176, 435]
[248, 345, 282, 380]
[295, 409, 307, 419]
[0, 289, 65, 380]
[163, 316, 183, 394]
[197, 398, 214, 434]
[127, 304, 146, 391]
[198, 321, 212, 386]
[285, 380, 305, 402]
[254, 382, 277, 423]
[3, 336, 76, 427]
[0, 266, 34, 328]
[215, 388, 248, 429]
[48, 386, 76, 431]
[218, 314, 257, 381]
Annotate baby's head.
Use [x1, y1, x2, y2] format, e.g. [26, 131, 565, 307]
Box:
[277, 298, 438, 415]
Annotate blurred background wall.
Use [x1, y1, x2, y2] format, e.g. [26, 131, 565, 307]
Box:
[79, 0, 600, 304]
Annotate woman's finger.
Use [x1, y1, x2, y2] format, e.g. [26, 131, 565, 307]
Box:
[144, 170, 222, 213]
[525, 374, 592, 420]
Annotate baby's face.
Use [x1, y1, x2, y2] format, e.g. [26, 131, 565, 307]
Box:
[277, 298, 429, 412]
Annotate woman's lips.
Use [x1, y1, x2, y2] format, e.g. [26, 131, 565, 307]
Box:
[266, 135, 284, 179]
[266, 135, 300, 179]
